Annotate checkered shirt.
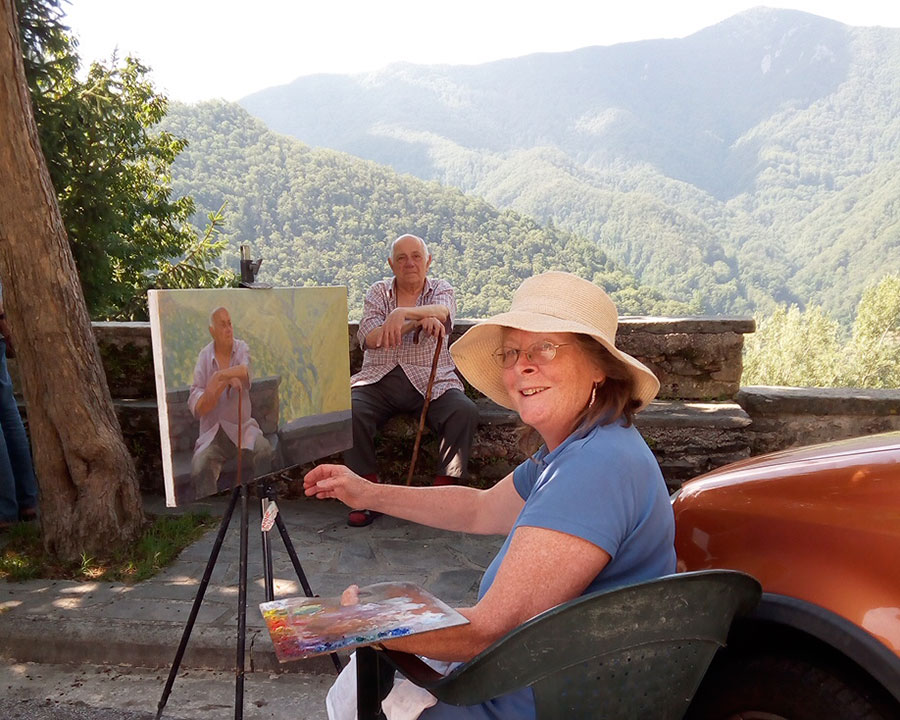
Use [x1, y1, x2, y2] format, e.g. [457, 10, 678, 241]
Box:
[351, 277, 464, 399]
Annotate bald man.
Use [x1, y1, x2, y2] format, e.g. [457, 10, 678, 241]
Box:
[345, 234, 478, 526]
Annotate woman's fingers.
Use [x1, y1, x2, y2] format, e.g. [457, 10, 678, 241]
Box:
[340, 584, 360, 606]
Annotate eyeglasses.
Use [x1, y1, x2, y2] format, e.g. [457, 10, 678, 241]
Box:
[491, 341, 569, 369]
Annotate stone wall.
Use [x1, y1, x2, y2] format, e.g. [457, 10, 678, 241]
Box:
[736, 386, 900, 456]
[350, 317, 754, 401]
[13, 317, 755, 492]
[17, 317, 900, 494]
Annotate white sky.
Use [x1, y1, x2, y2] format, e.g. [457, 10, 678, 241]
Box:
[62, 1, 900, 103]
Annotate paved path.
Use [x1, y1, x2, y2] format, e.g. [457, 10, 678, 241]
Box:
[0, 492, 505, 717]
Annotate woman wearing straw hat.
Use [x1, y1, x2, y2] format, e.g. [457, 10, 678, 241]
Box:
[305, 271, 676, 718]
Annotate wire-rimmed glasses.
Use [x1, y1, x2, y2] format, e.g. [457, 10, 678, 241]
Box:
[491, 341, 569, 369]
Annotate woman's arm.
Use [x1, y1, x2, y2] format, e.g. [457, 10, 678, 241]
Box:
[382, 525, 611, 661]
[303, 466, 524, 535]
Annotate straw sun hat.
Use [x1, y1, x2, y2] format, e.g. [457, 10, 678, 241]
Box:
[450, 271, 660, 412]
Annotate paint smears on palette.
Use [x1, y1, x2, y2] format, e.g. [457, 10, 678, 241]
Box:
[259, 581, 468, 661]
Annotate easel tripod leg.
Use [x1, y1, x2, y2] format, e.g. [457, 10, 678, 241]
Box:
[234, 483, 250, 719]
[260, 483, 275, 601]
[156, 486, 241, 720]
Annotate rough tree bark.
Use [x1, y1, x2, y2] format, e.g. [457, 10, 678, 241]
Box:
[0, 0, 144, 560]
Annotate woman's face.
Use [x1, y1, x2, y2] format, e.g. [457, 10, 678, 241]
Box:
[500, 329, 605, 451]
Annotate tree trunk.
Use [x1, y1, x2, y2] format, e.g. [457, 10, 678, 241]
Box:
[0, 0, 144, 560]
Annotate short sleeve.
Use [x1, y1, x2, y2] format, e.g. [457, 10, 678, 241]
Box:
[188, 353, 208, 417]
[512, 458, 538, 501]
[428, 279, 457, 332]
[358, 283, 388, 348]
[514, 444, 638, 559]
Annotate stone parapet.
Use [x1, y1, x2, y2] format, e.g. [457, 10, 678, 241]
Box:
[635, 402, 751, 487]
[736, 386, 900, 456]
[13, 317, 752, 402]
[93, 322, 156, 399]
[316, 398, 751, 493]
[351, 316, 755, 401]
[6, 317, 764, 494]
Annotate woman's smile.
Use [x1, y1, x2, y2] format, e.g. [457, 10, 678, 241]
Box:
[501, 328, 602, 450]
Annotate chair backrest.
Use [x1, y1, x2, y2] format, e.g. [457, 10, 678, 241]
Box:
[427, 570, 761, 720]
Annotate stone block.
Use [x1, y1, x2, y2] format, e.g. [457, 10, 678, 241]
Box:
[736, 386, 900, 455]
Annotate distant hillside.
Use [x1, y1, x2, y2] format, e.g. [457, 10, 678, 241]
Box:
[161, 102, 689, 318]
[240, 7, 900, 323]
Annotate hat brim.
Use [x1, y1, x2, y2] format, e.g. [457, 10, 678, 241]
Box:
[450, 310, 660, 412]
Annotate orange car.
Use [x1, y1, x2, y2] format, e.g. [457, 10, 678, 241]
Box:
[674, 431, 900, 720]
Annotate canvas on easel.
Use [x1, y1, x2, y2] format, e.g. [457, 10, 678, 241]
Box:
[151, 284, 352, 720]
[148, 286, 352, 506]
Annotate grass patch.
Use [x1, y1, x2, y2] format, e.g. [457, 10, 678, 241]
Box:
[0, 511, 215, 583]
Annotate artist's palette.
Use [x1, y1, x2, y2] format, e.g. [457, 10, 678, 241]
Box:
[259, 581, 468, 661]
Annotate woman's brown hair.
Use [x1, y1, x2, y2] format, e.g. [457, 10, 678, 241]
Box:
[570, 334, 640, 431]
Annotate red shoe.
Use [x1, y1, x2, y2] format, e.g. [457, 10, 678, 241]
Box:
[433, 475, 456, 486]
[348, 474, 380, 527]
[348, 509, 382, 527]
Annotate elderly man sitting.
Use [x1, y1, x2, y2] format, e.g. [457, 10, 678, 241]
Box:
[188, 306, 273, 499]
[344, 234, 478, 526]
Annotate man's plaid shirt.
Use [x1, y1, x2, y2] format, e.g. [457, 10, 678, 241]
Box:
[351, 276, 464, 399]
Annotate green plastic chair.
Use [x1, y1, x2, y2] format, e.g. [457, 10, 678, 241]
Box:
[357, 570, 761, 720]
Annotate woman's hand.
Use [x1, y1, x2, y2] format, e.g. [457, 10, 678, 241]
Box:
[340, 584, 360, 606]
[303, 464, 374, 509]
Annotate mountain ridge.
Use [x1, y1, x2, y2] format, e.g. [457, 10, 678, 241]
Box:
[237, 7, 900, 322]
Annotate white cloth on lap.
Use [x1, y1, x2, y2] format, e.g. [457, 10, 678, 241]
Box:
[326, 651, 458, 720]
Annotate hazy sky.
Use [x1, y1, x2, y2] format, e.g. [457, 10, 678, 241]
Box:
[62, 1, 900, 103]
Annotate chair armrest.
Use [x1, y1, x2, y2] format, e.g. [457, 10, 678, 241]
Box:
[378, 648, 446, 688]
[373, 571, 761, 712]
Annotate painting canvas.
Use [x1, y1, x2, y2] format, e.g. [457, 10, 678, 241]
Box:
[148, 286, 352, 507]
[259, 581, 468, 661]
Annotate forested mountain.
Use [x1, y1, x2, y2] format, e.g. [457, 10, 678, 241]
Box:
[240, 7, 900, 323]
[161, 102, 689, 318]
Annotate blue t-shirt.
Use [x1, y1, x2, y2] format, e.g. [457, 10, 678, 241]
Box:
[479, 420, 676, 600]
[420, 421, 676, 720]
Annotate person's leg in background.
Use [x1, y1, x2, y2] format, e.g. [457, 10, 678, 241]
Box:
[0, 336, 37, 527]
[425, 388, 478, 486]
[343, 367, 424, 526]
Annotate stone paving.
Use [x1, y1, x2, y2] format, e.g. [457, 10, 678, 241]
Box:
[0, 491, 504, 677]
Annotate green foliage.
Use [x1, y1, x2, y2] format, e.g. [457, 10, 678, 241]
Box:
[844, 275, 900, 387]
[239, 10, 900, 321]
[743, 274, 900, 388]
[161, 101, 691, 319]
[0, 512, 214, 582]
[16, 0, 235, 320]
[742, 305, 844, 387]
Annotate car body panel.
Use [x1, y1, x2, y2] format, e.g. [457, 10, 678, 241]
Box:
[674, 431, 900, 658]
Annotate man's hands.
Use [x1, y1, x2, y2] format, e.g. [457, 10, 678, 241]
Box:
[417, 316, 445, 340]
[193, 368, 246, 416]
[379, 307, 411, 348]
[303, 464, 376, 510]
[207, 370, 240, 397]
[368, 309, 445, 349]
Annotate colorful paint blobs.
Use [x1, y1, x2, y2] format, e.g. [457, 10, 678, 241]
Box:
[259, 581, 468, 662]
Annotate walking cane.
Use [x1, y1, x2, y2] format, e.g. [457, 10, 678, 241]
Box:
[406, 334, 444, 485]
[232, 386, 243, 490]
